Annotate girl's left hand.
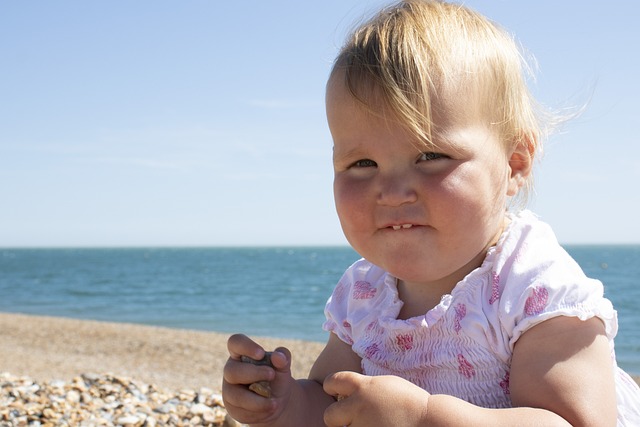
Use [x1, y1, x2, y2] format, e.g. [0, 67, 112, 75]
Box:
[323, 371, 431, 427]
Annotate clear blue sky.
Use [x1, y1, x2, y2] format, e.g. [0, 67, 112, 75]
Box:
[1, 1, 638, 247]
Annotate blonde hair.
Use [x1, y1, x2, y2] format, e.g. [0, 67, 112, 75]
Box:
[331, 0, 547, 203]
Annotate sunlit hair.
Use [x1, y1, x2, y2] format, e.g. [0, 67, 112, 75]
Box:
[330, 0, 550, 205]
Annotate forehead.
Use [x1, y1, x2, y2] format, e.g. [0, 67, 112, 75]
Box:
[326, 73, 396, 139]
[326, 70, 492, 144]
[326, 70, 387, 118]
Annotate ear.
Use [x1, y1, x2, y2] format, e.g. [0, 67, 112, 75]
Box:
[506, 135, 535, 197]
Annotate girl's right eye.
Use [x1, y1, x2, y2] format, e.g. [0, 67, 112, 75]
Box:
[351, 159, 377, 168]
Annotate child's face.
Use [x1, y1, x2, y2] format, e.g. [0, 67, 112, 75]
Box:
[327, 75, 518, 291]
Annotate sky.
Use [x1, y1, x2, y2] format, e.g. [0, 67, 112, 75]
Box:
[1, 1, 639, 247]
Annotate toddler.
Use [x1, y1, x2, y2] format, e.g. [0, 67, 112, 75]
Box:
[223, 1, 640, 425]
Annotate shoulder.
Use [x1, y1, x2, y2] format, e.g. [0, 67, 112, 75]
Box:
[494, 210, 594, 293]
[496, 210, 564, 263]
[330, 258, 391, 302]
[323, 259, 399, 344]
[342, 258, 388, 284]
[491, 211, 617, 348]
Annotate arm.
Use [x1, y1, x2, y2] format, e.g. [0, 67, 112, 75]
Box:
[309, 332, 363, 383]
[323, 373, 571, 427]
[323, 316, 617, 427]
[222, 333, 362, 427]
[508, 315, 617, 426]
[425, 316, 616, 426]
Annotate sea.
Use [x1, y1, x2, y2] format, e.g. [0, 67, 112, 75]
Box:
[1, 245, 639, 375]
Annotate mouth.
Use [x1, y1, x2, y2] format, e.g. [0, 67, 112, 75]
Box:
[390, 224, 414, 231]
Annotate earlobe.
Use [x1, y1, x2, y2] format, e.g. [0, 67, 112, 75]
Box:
[507, 136, 535, 196]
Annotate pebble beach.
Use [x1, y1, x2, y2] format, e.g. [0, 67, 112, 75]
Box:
[0, 313, 324, 426]
[1, 312, 638, 426]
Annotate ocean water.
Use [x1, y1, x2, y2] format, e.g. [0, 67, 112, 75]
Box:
[0, 245, 638, 374]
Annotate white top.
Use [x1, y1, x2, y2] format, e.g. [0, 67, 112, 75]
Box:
[324, 210, 640, 425]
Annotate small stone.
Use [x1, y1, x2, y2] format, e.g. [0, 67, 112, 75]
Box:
[202, 411, 217, 423]
[241, 352, 273, 367]
[65, 390, 81, 403]
[0, 373, 236, 427]
[189, 403, 211, 415]
[117, 415, 141, 425]
[248, 381, 272, 398]
[153, 403, 173, 415]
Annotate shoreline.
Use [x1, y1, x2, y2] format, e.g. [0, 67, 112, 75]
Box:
[2, 311, 639, 388]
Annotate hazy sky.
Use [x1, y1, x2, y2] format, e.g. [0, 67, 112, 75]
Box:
[2, 1, 638, 247]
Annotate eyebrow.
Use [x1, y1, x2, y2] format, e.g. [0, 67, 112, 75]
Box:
[331, 144, 369, 163]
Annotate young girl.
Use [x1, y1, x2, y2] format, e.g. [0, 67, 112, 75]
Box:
[222, 1, 640, 425]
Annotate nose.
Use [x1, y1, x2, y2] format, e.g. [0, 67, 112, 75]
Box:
[376, 173, 418, 206]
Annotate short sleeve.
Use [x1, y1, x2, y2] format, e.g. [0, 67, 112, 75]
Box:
[323, 259, 397, 346]
[323, 276, 354, 345]
[495, 213, 618, 351]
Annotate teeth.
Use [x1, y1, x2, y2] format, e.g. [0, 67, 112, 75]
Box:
[392, 224, 413, 230]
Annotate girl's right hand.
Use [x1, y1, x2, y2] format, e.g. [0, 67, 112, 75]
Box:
[222, 334, 294, 426]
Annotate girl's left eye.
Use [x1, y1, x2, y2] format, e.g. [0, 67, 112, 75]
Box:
[352, 159, 377, 168]
[418, 152, 446, 161]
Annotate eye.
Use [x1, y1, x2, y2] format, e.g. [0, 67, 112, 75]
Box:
[418, 152, 447, 162]
[351, 159, 377, 168]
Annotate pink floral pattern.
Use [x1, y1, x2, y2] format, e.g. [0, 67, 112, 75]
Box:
[524, 286, 549, 316]
[457, 354, 476, 379]
[500, 371, 510, 395]
[454, 303, 466, 333]
[489, 271, 500, 305]
[353, 281, 377, 300]
[364, 343, 380, 359]
[366, 321, 377, 332]
[396, 334, 414, 351]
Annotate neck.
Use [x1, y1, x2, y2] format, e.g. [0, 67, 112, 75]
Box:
[396, 247, 490, 320]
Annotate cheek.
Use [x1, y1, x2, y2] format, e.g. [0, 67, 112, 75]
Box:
[334, 178, 359, 217]
[435, 165, 507, 214]
[333, 177, 371, 228]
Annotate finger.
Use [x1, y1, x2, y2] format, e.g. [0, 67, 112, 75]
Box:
[222, 379, 273, 410]
[227, 334, 266, 360]
[222, 380, 277, 424]
[223, 357, 275, 386]
[271, 347, 292, 372]
[266, 348, 296, 400]
[323, 372, 366, 427]
[324, 398, 353, 427]
[323, 370, 362, 400]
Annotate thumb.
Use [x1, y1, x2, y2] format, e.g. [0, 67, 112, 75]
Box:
[323, 371, 363, 399]
[267, 347, 295, 400]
